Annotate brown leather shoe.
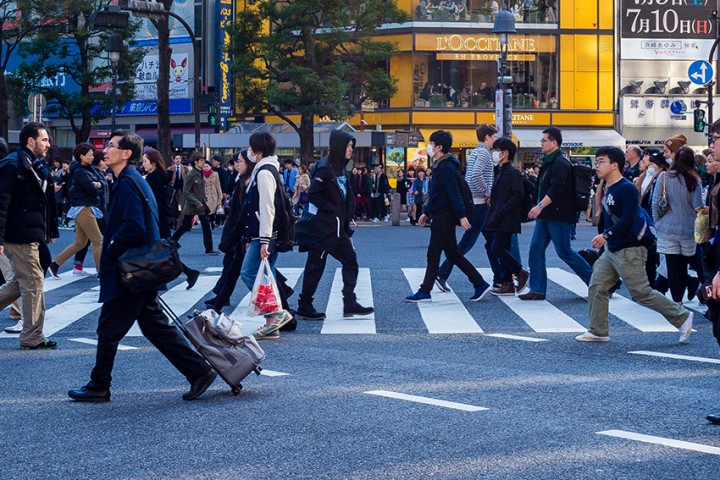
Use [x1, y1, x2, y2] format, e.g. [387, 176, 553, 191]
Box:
[518, 292, 546, 301]
[514, 268, 530, 293]
[490, 282, 515, 296]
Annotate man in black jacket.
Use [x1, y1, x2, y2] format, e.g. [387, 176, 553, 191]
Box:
[370, 164, 389, 222]
[0, 122, 58, 349]
[405, 130, 491, 303]
[295, 129, 374, 320]
[520, 127, 592, 300]
[484, 138, 530, 296]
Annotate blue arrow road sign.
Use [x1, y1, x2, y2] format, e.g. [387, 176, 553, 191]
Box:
[670, 101, 687, 115]
[689, 60, 713, 85]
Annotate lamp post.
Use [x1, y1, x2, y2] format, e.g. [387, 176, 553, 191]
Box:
[105, 32, 124, 132]
[493, 6, 516, 139]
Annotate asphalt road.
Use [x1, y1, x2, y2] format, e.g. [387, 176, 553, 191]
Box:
[1, 218, 719, 479]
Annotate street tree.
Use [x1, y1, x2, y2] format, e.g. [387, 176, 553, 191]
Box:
[230, 0, 407, 163]
[13, 0, 142, 144]
[0, 1, 52, 138]
[149, 0, 173, 160]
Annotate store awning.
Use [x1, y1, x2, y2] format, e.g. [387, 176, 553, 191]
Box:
[621, 127, 708, 151]
[514, 129, 626, 149]
[419, 128, 518, 149]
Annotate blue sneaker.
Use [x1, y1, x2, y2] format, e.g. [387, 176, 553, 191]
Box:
[469, 281, 492, 302]
[405, 290, 432, 303]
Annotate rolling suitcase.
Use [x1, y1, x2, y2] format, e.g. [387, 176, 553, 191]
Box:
[158, 298, 264, 396]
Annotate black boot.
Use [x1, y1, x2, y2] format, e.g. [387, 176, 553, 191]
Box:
[296, 297, 326, 320]
[343, 297, 374, 317]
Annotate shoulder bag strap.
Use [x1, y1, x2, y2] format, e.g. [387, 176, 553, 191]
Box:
[119, 175, 162, 233]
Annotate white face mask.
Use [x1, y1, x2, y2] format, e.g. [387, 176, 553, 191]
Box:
[426, 144, 435, 158]
[492, 151, 502, 166]
[647, 166, 656, 176]
[247, 147, 255, 160]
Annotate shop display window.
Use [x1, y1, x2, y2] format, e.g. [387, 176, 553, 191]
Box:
[413, 49, 558, 109]
[414, 0, 558, 25]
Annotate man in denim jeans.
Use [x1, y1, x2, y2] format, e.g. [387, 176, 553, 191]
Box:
[575, 146, 692, 343]
[519, 127, 592, 300]
[435, 123, 497, 292]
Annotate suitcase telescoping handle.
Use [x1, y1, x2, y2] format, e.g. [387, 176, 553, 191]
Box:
[157, 296, 190, 336]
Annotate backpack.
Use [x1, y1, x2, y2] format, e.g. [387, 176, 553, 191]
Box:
[457, 174, 474, 225]
[520, 175, 535, 222]
[257, 164, 297, 253]
[608, 205, 657, 249]
[572, 163, 593, 212]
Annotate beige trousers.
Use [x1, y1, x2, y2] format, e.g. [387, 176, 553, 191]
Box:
[0, 243, 46, 346]
[54, 207, 103, 272]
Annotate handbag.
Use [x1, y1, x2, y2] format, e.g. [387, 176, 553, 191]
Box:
[657, 172, 670, 218]
[695, 208, 713, 244]
[117, 176, 182, 293]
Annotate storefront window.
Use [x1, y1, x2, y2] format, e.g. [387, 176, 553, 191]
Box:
[414, 0, 558, 25]
[413, 47, 558, 109]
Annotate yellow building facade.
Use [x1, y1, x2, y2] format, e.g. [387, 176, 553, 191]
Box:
[348, 0, 620, 162]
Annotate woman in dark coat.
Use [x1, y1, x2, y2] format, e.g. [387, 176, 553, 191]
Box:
[142, 148, 199, 288]
[205, 150, 254, 311]
[483, 137, 529, 296]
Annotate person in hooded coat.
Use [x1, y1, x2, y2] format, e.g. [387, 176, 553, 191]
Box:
[294, 129, 374, 320]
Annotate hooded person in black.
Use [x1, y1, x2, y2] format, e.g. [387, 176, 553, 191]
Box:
[294, 129, 374, 319]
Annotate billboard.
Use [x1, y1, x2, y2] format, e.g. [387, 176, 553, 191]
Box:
[621, 0, 716, 60]
[134, 52, 190, 100]
[133, 0, 195, 47]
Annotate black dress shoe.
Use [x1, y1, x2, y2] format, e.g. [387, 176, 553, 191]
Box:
[183, 369, 217, 401]
[68, 385, 111, 402]
[21, 339, 58, 350]
[186, 269, 200, 290]
[296, 305, 326, 320]
[343, 301, 374, 317]
[707, 414, 720, 425]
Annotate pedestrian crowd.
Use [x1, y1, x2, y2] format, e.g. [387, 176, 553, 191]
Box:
[2, 121, 720, 423]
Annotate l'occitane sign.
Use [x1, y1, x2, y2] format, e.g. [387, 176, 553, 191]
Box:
[415, 34, 556, 53]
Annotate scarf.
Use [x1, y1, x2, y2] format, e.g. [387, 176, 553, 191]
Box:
[203, 169, 212, 179]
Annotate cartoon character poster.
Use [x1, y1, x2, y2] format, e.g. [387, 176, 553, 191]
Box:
[134, 53, 189, 100]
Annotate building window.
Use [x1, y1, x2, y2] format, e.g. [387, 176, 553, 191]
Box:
[413, 49, 558, 109]
[414, 0, 558, 25]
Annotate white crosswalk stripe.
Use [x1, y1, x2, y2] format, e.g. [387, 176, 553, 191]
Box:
[402, 268, 484, 334]
[0, 267, 705, 340]
[322, 268, 375, 334]
[477, 268, 585, 333]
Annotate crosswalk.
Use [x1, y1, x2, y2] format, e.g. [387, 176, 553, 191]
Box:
[0, 266, 691, 341]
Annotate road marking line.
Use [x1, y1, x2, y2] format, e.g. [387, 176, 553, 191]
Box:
[127, 276, 220, 336]
[69, 337, 137, 351]
[364, 390, 488, 412]
[477, 268, 584, 332]
[629, 350, 720, 365]
[597, 430, 720, 455]
[322, 268, 375, 334]
[44, 269, 94, 292]
[204, 267, 223, 272]
[484, 333, 547, 342]
[228, 268, 304, 332]
[0, 286, 102, 339]
[546, 268, 677, 332]
[260, 369, 289, 377]
[402, 268, 483, 334]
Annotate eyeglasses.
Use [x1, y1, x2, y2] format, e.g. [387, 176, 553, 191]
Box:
[540, 138, 551, 144]
[712, 135, 720, 143]
[595, 160, 608, 165]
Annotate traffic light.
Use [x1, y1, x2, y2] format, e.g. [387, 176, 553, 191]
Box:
[694, 108, 706, 133]
[207, 104, 217, 127]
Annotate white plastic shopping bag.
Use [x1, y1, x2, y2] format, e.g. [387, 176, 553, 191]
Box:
[248, 258, 282, 316]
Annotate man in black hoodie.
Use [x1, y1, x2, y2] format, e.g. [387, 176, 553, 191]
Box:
[294, 129, 374, 320]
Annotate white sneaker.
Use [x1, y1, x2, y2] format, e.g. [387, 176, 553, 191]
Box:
[575, 331, 610, 342]
[372, 218, 379, 223]
[383, 215, 390, 222]
[72, 268, 93, 276]
[4, 320, 22, 334]
[678, 312, 694, 344]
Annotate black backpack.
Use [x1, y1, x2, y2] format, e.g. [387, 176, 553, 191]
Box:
[572, 163, 593, 212]
[257, 165, 297, 253]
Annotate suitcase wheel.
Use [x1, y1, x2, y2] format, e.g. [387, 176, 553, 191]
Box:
[231, 385, 242, 396]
